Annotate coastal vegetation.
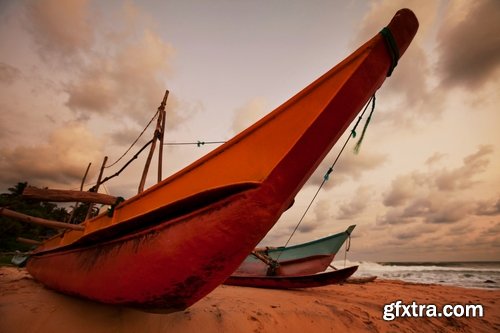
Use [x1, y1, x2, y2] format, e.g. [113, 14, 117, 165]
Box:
[0, 182, 89, 256]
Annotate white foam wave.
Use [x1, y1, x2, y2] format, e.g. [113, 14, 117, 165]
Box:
[330, 260, 500, 289]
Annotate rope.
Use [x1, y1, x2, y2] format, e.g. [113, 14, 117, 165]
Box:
[105, 109, 160, 169]
[353, 95, 376, 154]
[164, 141, 226, 147]
[344, 232, 351, 267]
[380, 27, 400, 77]
[276, 95, 376, 261]
[91, 138, 154, 189]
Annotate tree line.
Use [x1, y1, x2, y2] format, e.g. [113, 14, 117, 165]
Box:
[0, 182, 93, 252]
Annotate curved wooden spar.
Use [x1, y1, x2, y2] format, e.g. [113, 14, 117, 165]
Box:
[22, 186, 118, 205]
[26, 9, 419, 312]
[0, 208, 84, 231]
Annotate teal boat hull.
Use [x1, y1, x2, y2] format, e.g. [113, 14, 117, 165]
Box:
[235, 225, 355, 276]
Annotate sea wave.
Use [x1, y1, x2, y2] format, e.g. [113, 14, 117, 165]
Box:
[330, 260, 500, 289]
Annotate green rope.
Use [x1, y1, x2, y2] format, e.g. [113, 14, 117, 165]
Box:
[107, 196, 125, 217]
[276, 95, 376, 260]
[353, 95, 376, 154]
[380, 27, 400, 77]
[323, 96, 375, 181]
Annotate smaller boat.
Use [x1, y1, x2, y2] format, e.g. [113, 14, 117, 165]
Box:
[234, 225, 355, 276]
[225, 266, 358, 289]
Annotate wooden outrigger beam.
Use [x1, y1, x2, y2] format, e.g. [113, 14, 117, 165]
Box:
[251, 251, 279, 267]
[22, 186, 118, 205]
[0, 208, 85, 231]
[17, 237, 42, 245]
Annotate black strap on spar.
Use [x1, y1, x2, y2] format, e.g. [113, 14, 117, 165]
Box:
[380, 27, 400, 77]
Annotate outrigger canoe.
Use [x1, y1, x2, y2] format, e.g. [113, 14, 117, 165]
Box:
[225, 266, 358, 289]
[22, 9, 418, 312]
[234, 225, 355, 276]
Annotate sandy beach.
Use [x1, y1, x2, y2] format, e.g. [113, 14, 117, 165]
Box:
[0, 266, 498, 333]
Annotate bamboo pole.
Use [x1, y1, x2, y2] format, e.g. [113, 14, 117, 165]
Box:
[0, 208, 84, 231]
[22, 186, 118, 205]
[68, 162, 92, 223]
[158, 95, 168, 182]
[139, 90, 169, 193]
[250, 251, 279, 267]
[94, 156, 108, 193]
[80, 162, 92, 191]
[85, 156, 108, 220]
[16, 237, 42, 245]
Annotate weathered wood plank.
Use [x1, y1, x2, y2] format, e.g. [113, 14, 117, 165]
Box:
[0, 208, 85, 231]
[22, 186, 117, 205]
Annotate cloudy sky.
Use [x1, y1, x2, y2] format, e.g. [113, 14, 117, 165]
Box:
[0, 0, 499, 262]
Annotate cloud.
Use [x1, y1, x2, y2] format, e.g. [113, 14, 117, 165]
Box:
[0, 62, 21, 84]
[377, 206, 418, 225]
[435, 145, 493, 191]
[383, 172, 428, 207]
[336, 186, 373, 220]
[64, 28, 174, 121]
[25, 0, 94, 62]
[394, 224, 438, 240]
[379, 146, 495, 225]
[436, 0, 500, 89]
[474, 197, 500, 216]
[424, 199, 473, 224]
[311, 149, 387, 188]
[23, 1, 179, 127]
[425, 152, 446, 166]
[294, 200, 332, 234]
[232, 97, 268, 134]
[480, 221, 500, 236]
[379, 195, 478, 225]
[0, 123, 103, 189]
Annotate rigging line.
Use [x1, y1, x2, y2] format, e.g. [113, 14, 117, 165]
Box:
[344, 233, 351, 267]
[92, 138, 154, 189]
[105, 109, 160, 169]
[276, 95, 375, 261]
[163, 141, 226, 146]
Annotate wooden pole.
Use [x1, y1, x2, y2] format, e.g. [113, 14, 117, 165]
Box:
[0, 208, 85, 231]
[68, 162, 92, 223]
[139, 90, 169, 193]
[17, 237, 42, 245]
[86, 156, 108, 220]
[80, 162, 92, 191]
[94, 156, 108, 193]
[158, 92, 168, 183]
[22, 186, 118, 205]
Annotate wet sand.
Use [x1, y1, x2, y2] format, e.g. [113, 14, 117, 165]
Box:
[0, 266, 498, 333]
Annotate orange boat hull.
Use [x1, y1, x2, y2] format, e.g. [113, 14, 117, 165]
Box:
[26, 9, 418, 311]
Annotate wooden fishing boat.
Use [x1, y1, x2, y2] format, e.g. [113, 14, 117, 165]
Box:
[11, 9, 417, 312]
[234, 225, 355, 276]
[225, 266, 358, 289]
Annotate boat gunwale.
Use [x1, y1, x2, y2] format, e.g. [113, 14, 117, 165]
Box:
[265, 224, 356, 253]
[31, 181, 262, 257]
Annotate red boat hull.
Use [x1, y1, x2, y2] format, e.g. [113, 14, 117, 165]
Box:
[28, 183, 286, 311]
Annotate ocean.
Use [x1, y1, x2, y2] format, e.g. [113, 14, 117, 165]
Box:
[331, 260, 500, 290]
